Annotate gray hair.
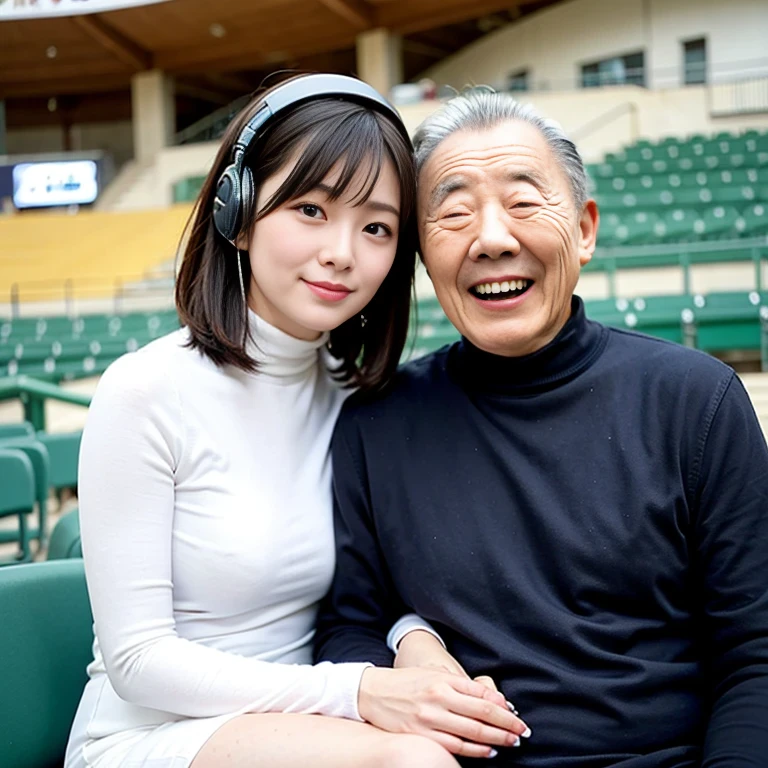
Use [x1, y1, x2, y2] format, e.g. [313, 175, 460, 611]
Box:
[412, 88, 588, 210]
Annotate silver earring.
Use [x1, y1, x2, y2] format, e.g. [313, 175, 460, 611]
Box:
[360, 313, 367, 329]
[236, 249, 247, 313]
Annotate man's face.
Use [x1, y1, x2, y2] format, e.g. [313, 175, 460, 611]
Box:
[418, 120, 598, 357]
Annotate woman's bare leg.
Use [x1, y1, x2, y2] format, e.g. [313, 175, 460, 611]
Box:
[191, 713, 460, 768]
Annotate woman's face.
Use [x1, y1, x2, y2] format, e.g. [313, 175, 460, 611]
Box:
[241, 155, 401, 341]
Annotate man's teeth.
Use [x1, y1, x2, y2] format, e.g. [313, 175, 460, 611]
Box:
[474, 279, 530, 296]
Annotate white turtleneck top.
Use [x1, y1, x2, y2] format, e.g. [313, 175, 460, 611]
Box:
[69, 313, 374, 753]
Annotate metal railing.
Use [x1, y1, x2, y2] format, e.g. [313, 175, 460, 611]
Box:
[6, 271, 176, 319]
[0, 376, 91, 432]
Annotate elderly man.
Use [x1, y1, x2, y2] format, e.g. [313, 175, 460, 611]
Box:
[315, 91, 768, 767]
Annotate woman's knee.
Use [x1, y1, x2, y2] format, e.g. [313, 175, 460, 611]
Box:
[376, 734, 459, 768]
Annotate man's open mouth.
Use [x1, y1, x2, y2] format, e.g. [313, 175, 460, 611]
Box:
[469, 279, 533, 300]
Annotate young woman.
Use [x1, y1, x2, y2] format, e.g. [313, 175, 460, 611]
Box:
[64, 73, 525, 768]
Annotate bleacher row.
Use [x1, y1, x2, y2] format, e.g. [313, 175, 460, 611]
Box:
[588, 129, 768, 246]
[3, 287, 768, 382]
[0, 421, 81, 563]
[408, 289, 768, 360]
[0, 309, 179, 381]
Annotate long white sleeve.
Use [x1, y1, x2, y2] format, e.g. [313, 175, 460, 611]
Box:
[78, 325, 369, 724]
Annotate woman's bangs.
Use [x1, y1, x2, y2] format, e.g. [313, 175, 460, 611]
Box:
[262, 113, 390, 215]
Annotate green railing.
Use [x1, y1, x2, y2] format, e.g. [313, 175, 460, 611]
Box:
[585, 236, 768, 296]
[0, 377, 91, 432]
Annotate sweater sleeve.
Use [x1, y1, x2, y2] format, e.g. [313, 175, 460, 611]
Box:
[691, 373, 768, 766]
[79, 353, 369, 720]
[314, 410, 406, 667]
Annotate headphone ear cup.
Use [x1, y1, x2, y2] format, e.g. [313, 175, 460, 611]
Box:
[240, 166, 255, 232]
[212, 164, 242, 243]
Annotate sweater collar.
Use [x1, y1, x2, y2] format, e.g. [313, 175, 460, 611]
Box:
[246, 309, 329, 380]
[450, 296, 608, 395]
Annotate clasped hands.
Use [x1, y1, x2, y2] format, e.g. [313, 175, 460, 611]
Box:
[358, 630, 530, 760]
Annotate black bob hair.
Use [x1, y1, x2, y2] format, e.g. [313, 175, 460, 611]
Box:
[175, 73, 417, 392]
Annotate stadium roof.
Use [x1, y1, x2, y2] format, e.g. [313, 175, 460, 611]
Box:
[1, 0, 562, 130]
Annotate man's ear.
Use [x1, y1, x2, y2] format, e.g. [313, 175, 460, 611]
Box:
[578, 199, 599, 267]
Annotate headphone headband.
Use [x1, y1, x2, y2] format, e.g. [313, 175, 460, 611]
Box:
[214, 73, 410, 245]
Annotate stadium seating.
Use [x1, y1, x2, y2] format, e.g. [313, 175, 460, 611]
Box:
[0, 308, 179, 381]
[0, 559, 92, 768]
[588, 129, 768, 251]
[0, 437, 50, 547]
[0, 449, 36, 563]
[0, 206, 192, 302]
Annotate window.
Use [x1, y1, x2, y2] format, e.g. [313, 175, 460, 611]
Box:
[581, 51, 645, 88]
[507, 69, 529, 92]
[683, 38, 707, 85]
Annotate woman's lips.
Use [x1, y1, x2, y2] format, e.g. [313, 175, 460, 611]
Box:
[303, 280, 352, 302]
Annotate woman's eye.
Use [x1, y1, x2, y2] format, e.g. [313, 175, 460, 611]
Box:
[364, 223, 392, 237]
[298, 204, 324, 219]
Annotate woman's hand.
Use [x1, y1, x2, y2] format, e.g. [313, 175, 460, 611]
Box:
[358, 666, 529, 759]
[394, 630, 469, 677]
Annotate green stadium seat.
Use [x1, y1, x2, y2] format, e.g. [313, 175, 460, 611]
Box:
[47, 508, 82, 560]
[0, 437, 50, 548]
[738, 203, 768, 235]
[0, 422, 35, 439]
[659, 209, 700, 242]
[0, 560, 92, 768]
[700, 206, 742, 239]
[35, 431, 81, 496]
[625, 294, 693, 343]
[0, 449, 36, 563]
[690, 291, 763, 351]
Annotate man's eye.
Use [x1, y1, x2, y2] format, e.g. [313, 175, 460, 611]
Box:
[512, 201, 536, 209]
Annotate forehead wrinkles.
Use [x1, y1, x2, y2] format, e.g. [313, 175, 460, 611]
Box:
[423, 140, 555, 209]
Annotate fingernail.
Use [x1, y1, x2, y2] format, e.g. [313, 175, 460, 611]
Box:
[487, 749, 498, 759]
[512, 737, 522, 747]
[521, 726, 532, 738]
[506, 700, 519, 714]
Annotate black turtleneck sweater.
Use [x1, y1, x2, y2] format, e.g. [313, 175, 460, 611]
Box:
[315, 297, 768, 768]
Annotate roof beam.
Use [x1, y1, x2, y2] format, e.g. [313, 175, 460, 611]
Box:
[71, 14, 152, 72]
[379, 0, 526, 36]
[317, 0, 373, 29]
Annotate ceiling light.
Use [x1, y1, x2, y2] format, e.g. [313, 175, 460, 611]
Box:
[46, 45, 58, 59]
[48, 97, 57, 112]
[209, 23, 226, 38]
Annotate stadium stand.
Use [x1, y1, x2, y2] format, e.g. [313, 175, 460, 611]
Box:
[0, 309, 180, 381]
[0, 206, 192, 302]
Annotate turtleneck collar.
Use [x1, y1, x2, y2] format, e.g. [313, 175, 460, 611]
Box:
[450, 296, 608, 396]
[245, 309, 329, 380]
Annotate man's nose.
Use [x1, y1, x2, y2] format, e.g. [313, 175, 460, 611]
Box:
[318, 227, 355, 270]
[469, 205, 521, 261]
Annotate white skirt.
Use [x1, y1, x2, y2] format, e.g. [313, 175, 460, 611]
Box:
[65, 677, 242, 768]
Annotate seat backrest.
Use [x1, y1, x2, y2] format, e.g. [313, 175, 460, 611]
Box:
[0, 437, 50, 510]
[35, 431, 82, 491]
[0, 422, 35, 440]
[0, 560, 93, 768]
[0, 449, 35, 516]
[47, 508, 82, 560]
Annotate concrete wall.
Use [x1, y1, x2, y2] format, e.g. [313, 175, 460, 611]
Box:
[423, 0, 768, 92]
[398, 84, 768, 163]
[6, 121, 133, 167]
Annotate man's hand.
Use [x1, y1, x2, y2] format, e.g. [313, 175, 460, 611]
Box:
[394, 629, 468, 677]
[358, 666, 529, 759]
